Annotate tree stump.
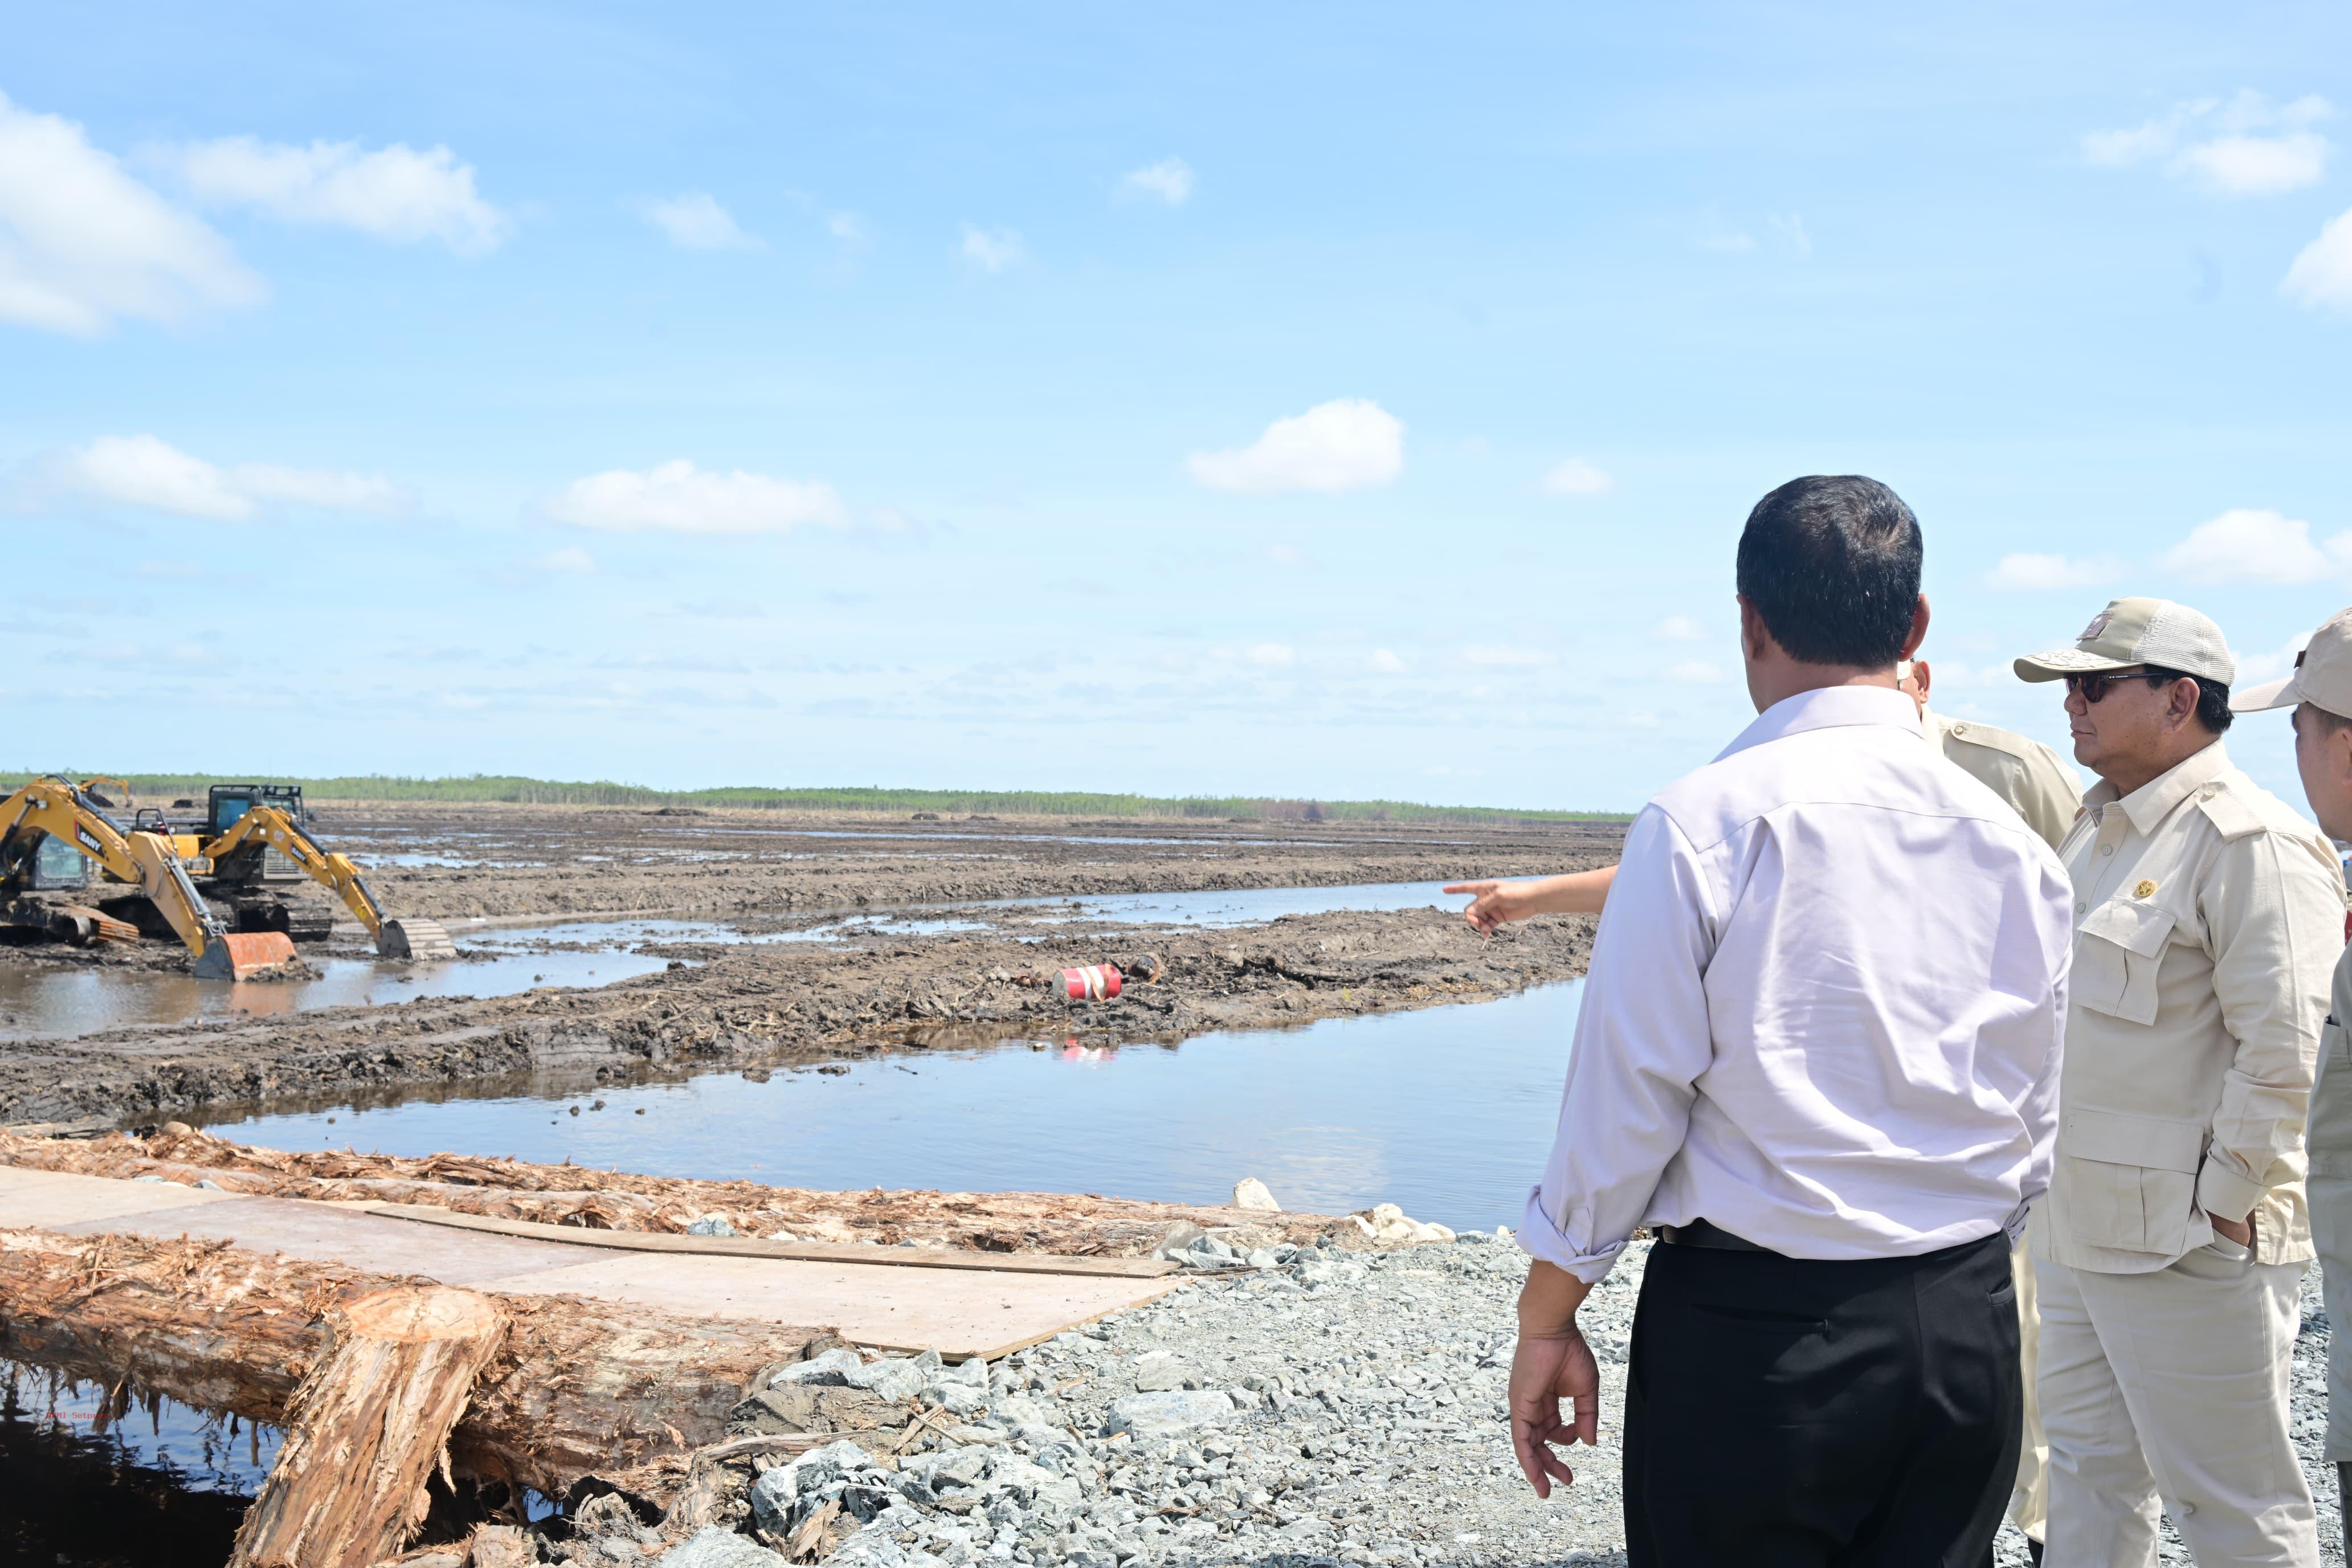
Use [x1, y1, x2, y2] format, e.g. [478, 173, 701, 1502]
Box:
[230, 1287, 508, 1568]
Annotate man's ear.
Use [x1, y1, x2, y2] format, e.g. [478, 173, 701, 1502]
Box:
[1898, 594, 1930, 661]
[1737, 595, 1770, 663]
[2168, 678, 2202, 731]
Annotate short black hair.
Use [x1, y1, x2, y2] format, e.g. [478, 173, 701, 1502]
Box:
[2141, 665, 2233, 735]
[1736, 475, 1924, 667]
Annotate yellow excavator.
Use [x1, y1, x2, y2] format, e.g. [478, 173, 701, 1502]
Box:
[0, 777, 295, 979]
[0, 775, 456, 977]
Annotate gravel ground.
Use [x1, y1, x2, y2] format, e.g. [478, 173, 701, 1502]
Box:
[588, 1236, 2351, 1568]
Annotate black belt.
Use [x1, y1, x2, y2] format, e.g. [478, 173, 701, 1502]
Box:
[1655, 1218, 1776, 1253]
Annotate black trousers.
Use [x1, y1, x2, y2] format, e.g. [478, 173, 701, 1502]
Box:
[1623, 1229, 2019, 1568]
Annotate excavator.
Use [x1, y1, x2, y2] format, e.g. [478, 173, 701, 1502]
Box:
[0, 776, 456, 979]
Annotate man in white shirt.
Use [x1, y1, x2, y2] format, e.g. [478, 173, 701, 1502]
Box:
[1508, 475, 2076, 1565]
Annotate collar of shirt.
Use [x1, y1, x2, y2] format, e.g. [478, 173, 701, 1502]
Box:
[1713, 683, 1923, 764]
[2081, 739, 2231, 836]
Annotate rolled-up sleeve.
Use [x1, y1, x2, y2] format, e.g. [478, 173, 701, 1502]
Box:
[1518, 805, 1719, 1283]
[2197, 830, 2344, 1222]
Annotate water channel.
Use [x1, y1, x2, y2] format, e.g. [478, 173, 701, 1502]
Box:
[0, 881, 1467, 1042]
[208, 978, 1582, 1235]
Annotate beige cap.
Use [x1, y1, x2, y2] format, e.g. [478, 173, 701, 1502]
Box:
[2235, 607, 2352, 717]
[2014, 597, 2237, 686]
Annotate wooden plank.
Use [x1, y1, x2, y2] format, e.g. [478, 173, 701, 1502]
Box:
[361, 1202, 1179, 1279]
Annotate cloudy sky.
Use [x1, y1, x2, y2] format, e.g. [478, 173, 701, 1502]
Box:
[6, 4, 2351, 811]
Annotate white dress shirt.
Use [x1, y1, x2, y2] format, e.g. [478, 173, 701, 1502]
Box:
[1521, 685, 2075, 1283]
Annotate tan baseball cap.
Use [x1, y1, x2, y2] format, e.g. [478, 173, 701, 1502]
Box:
[2014, 597, 2237, 686]
[2234, 607, 2352, 717]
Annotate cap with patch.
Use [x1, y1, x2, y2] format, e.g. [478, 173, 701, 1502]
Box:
[2233, 607, 2352, 717]
[2014, 597, 2237, 686]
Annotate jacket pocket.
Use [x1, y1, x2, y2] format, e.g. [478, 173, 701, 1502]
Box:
[2061, 1106, 2205, 1255]
[2073, 899, 2176, 1026]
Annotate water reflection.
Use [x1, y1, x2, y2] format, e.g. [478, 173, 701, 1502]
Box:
[213, 981, 1583, 1232]
[0, 1361, 277, 1567]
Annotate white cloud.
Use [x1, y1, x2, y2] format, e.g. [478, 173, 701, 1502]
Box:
[960, 224, 1026, 272]
[2082, 91, 2333, 195]
[1652, 615, 1705, 642]
[1987, 552, 2125, 590]
[1246, 642, 1295, 668]
[1186, 398, 1404, 495]
[1699, 230, 1757, 253]
[2284, 207, 2352, 311]
[1265, 544, 1306, 566]
[1767, 213, 1812, 256]
[827, 212, 867, 244]
[544, 459, 850, 536]
[32, 434, 407, 520]
[1463, 644, 1554, 667]
[640, 192, 760, 251]
[0, 91, 262, 335]
[162, 135, 509, 253]
[1369, 648, 1406, 673]
[1541, 457, 1612, 496]
[1120, 157, 1194, 206]
[2173, 133, 2330, 195]
[1668, 660, 1726, 684]
[2160, 508, 2352, 585]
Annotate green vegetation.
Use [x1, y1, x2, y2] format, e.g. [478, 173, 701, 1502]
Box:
[0, 771, 1629, 824]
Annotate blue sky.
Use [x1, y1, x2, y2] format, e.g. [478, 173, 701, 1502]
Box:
[5, 3, 2350, 811]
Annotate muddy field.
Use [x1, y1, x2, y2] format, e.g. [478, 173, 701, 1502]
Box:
[0, 805, 1620, 1129]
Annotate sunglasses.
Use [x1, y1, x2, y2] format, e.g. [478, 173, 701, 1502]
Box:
[2064, 671, 2164, 704]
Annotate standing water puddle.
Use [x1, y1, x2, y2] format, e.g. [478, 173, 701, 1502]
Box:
[0, 933, 672, 1042]
[0, 882, 1472, 1040]
[207, 980, 1582, 1234]
[0, 1363, 280, 1566]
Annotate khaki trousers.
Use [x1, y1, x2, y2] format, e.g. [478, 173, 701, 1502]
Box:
[2036, 1248, 2314, 1567]
[2010, 1239, 2048, 1541]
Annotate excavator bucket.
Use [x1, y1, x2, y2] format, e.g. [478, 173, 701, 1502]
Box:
[193, 930, 299, 980]
[377, 918, 458, 960]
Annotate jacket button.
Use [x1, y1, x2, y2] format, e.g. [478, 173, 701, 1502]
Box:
[2100, 844, 2114, 856]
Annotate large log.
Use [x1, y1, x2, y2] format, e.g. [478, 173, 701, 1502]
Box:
[231, 1288, 507, 1568]
[0, 1227, 845, 1501]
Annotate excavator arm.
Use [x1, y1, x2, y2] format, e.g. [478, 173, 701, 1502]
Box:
[202, 806, 455, 958]
[0, 778, 295, 979]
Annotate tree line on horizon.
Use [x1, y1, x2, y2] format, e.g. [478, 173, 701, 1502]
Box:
[0, 771, 1629, 825]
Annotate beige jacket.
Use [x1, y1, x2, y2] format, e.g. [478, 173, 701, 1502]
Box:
[1923, 708, 2083, 854]
[2036, 741, 2345, 1272]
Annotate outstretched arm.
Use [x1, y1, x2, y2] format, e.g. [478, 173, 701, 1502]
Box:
[1445, 867, 1619, 934]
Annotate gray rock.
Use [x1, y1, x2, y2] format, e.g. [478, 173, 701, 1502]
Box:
[656, 1525, 789, 1567]
[1129, 1355, 1193, 1394]
[921, 1380, 989, 1414]
[847, 1358, 929, 1402]
[990, 1395, 1061, 1429]
[687, 1215, 738, 1238]
[774, 1348, 867, 1387]
[1102, 1391, 1232, 1439]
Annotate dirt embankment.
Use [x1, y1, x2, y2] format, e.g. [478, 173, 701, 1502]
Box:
[0, 806, 1619, 1128]
[0, 1124, 1361, 1257]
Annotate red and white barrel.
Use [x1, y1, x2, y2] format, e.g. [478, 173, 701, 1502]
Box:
[1058, 963, 1122, 1001]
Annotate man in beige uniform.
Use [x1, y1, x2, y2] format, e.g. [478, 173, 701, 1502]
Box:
[2232, 609, 2352, 1530]
[1907, 659, 2082, 1558]
[1453, 652, 2084, 1555]
[2017, 598, 2343, 1567]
